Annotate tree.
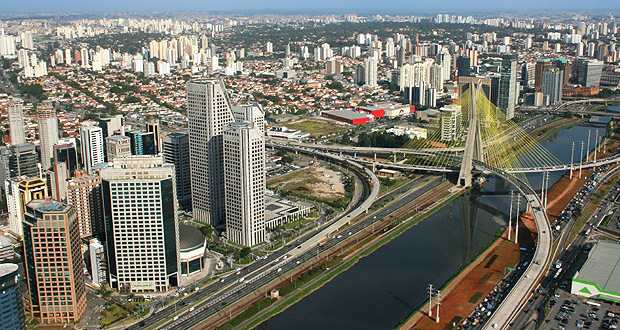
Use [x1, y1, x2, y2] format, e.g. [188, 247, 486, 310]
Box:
[199, 224, 214, 240]
[565, 111, 574, 119]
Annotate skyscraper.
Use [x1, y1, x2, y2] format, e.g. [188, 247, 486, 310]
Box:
[0, 143, 38, 184]
[498, 54, 518, 119]
[54, 140, 78, 176]
[7, 98, 26, 145]
[232, 104, 265, 132]
[101, 156, 180, 292]
[146, 121, 161, 153]
[576, 58, 603, 87]
[542, 69, 564, 105]
[5, 177, 47, 237]
[162, 133, 191, 209]
[79, 121, 105, 173]
[364, 57, 378, 88]
[67, 175, 104, 238]
[0, 264, 26, 330]
[456, 56, 472, 77]
[187, 79, 235, 225]
[23, 199, 86, 324]
[37, 100, 59, 169]
[223, 122, 266, 246]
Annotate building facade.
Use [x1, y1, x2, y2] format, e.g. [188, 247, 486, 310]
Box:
[498, 53, 518, 119]
[23, 200, 86, 324]
[67, 175, 104, 238]
[79, 122, 105, 173]
[223, 122, 266, 246]
[5, 177, 48, 237]
[0, 143, 38, 184]
[187, 79, 235, 225]
[0, 264, 26, 330]
[7, 98, 26, 145]
[37, 100, 59, 169]
[162, 133, 191, 209]
[105, 135, 131, 161]
[101, 156, 180, 293]
[542, 68, 564, 105]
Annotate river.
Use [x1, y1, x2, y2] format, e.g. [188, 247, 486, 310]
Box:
[255, 123, 607, 330]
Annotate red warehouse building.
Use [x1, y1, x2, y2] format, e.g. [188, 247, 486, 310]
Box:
[322, 110, 371, 125]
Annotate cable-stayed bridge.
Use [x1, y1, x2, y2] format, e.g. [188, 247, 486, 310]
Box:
[267, 83, 618, 330]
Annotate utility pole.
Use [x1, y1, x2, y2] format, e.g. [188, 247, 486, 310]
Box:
[570, 142, 575, 179]
[579, 141, 585, 179]
[508, 191, 513, 241]
[587, 129, 591, 160]
[545, 171, 550, 209]
[515, 194, 521, 244]
[541, 171, 546, 207]
[435, 290, 442, 323]
[428, 284, 434, 317]
[594, 129, 599, 163]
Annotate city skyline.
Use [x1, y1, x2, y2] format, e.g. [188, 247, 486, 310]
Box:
[2, 0, 620, 14]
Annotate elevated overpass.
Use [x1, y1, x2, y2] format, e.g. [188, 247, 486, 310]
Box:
[270, 140, 620, 174]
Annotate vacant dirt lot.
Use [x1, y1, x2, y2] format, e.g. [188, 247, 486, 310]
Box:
[267, 166, 346, 203]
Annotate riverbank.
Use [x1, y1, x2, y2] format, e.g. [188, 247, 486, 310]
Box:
[234, 182, 461, 330]
[398, 231, 520, 330]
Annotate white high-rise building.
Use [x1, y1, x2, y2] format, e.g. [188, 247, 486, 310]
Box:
[429, 63, 444, 91]
[7, 98, 26, 145]
[0, 31, 17, 56]
[364, 57, 378, 88]
[79, 121, 105, 173]
[223, 122, 266, 247]
[22, 31, 34, 49]
[37, 101, 58, 169]
[542, 69, 564, 105]
[101, 156, 180, 293]
[385, 37, 395, 58]
[266, 41, 273, 53]
[232, 104, 265, 133]
[187, 79, 235, 225]
[440, 105, 463, 142]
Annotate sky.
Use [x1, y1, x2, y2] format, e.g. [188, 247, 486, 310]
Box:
[0, 0, 619, 14]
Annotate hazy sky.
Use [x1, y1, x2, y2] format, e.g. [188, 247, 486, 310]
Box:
[1, 0, 619, 14]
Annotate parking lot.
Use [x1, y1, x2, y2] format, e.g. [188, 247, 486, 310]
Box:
[541, 289, 619, 330]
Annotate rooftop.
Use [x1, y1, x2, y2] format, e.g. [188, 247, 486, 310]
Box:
[575, 241, 620, 295]
[27, 199, 71, 213]
[0, 264, 19, 278]
[179, 224, 205, 250]
[323, 110, 369, 120]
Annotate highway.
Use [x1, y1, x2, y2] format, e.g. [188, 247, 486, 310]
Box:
[123, 151, 378, 330]
[507, 164, 620, 330]
[476, 163, 554, 330]
[270, 140, 620, 174]
[163, 177, 443, 330]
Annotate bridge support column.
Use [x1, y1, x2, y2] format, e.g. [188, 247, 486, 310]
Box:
[392, 153, 397, 163]
[458, 83, 484, 187]
[354, 152, 357, 158]
[373, 152, 377, 161]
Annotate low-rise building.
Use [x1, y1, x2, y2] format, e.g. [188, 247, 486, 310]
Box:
[322, 110, 370, 125]
[572, 241, 620, 302]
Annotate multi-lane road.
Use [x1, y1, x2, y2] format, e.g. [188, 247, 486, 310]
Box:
[124, 149, 380, 330]
[163, 176, 443, 330]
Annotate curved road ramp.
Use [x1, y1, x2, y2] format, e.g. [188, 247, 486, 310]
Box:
[482, 181, 554, 329]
